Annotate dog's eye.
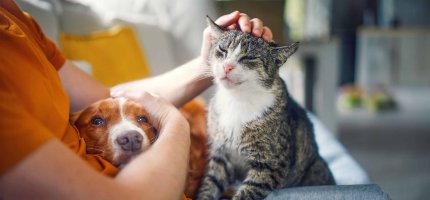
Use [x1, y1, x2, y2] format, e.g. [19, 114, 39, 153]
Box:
[91, 117, 105, 126]
[137, 116, 148, 123]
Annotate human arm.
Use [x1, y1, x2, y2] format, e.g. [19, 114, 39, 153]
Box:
[59, 56, 210, 111]
[59, 60, 111, 112]
[111, 11, 273, 107]
[60, 11, 273, 110]
[0, 93, 190, 200]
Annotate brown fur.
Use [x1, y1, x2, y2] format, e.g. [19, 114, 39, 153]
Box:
[70, 97, 209, 198]
[180, 98, 209, 199]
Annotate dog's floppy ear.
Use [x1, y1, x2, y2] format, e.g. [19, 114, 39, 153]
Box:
[69, 111, 82, 125]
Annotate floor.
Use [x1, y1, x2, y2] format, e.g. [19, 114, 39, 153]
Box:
[338, 87, 430, 200]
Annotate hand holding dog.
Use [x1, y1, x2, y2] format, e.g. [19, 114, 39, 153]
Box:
[118, 91, 190, 141]
[112, 92, 191, 199]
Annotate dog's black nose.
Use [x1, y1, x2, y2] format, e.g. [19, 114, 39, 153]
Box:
[116, 131, 143, 152]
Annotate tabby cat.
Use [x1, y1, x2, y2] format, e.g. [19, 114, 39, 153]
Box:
[196, 17, 335, 200]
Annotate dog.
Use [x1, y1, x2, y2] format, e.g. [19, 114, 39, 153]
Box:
[70, 97, 208, 198]
[70, 97, 157, 168]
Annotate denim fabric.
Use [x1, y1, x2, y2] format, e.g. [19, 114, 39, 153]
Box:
[265, 184, 391, 200]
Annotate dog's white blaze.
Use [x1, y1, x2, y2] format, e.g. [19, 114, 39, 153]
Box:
[110, 98, 150, 160]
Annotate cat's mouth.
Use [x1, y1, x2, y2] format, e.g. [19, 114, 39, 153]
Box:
[219, 76, 245, 87]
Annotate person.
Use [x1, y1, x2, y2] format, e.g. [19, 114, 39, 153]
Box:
[0, 0, 273, 199]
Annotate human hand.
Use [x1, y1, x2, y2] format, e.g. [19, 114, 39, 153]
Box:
[112, 91, 190, 140]
[200, 11, 274, 65]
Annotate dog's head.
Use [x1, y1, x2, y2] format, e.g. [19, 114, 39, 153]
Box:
[70, 97, 157, 167]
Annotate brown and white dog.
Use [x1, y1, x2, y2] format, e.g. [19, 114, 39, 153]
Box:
[70, 97, 208, 198]
[70, 97, 157, 167]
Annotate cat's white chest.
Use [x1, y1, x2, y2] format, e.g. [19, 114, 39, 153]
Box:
[212, 86, 275, 149]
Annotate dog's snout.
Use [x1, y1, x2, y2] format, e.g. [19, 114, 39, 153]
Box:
[116, 131, 143, 152]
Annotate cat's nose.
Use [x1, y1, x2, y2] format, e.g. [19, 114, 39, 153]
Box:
[224, 64, 234, 74]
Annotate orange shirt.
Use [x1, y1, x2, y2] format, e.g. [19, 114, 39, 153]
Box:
[0, 0, 118, 176]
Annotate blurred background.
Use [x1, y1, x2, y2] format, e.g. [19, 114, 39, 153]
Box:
[17, 0, 429, 199]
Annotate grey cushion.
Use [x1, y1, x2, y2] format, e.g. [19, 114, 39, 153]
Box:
[266, 184, 391, 200]
[309, 113, 371, 185]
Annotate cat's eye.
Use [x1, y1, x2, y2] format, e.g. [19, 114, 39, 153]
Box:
[91, 116, 106, 126]
[215, 46, 227, 58]
[238, 56, 259, 63]
[137, 116, 148, 123]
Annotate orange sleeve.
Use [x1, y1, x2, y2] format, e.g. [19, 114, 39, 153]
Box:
[23, 12, 66, 70]
[0, 78, 54, 175]
[0, 76, 120, 176]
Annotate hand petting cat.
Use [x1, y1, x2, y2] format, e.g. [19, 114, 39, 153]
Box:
[200, 11, 273, 67]
[111, 11, 274, 108]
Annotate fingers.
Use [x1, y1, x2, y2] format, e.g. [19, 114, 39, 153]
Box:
[112, 91, 168, 125]
[250, 18, 263, 37]
[235, 13, 274, 42]
[262, 26, 273, 42]
[237, 13, 251, 33]
[137, 93, 171, 126]
[214, 10, 240, 27]
[227, 23, 238, 30]
[206, 11, 274, 50]
[114, 91, 190, 141]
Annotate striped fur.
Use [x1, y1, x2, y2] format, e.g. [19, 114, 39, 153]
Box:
[196, 17, 335, 200]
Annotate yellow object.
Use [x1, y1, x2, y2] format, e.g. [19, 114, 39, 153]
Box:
[60, 26, 151, 86]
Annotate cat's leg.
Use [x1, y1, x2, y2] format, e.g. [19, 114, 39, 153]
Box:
[299, 156, 336, 186]
[232, 161, 282, 200]
[197, 153, 235, 200]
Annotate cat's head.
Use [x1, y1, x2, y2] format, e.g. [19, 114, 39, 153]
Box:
[206, 16, 298, 90]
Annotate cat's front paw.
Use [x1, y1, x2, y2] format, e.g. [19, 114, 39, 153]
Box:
[232, 187, 269, 200]
[232, 193, 249, 200]
[196, 189, 218, 200]
[196, 196, 215, 200]
[232, 191, 253, 200]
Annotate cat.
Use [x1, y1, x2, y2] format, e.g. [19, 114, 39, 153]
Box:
[196, 17, 335, 200]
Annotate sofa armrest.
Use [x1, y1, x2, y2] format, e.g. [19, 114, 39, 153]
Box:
[309, 113, 371, 185]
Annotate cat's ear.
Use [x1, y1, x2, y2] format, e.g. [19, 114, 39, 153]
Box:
[206, 15, 227, 39]
[271, 42, 299, 66]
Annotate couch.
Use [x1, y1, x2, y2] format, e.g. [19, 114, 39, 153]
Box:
[16, 0, 390, 199]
